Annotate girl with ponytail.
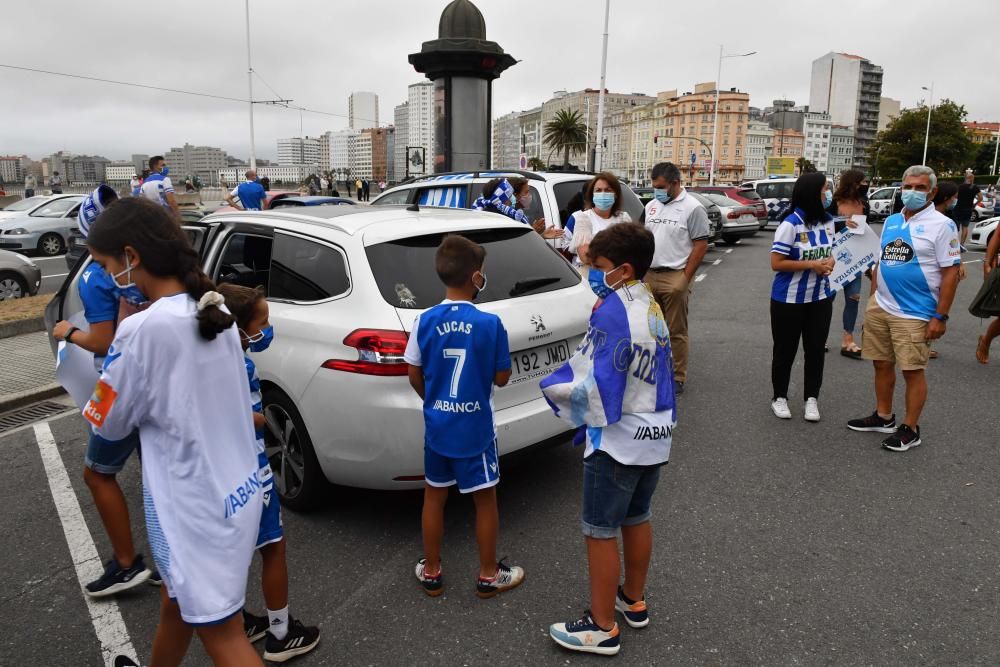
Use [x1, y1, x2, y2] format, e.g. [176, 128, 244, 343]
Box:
[83, 197, 264, 665]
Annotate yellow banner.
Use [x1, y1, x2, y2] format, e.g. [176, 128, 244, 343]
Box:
[767, 157, 796, 176]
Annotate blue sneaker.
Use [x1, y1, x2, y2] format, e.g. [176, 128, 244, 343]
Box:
[549, 611, 620, 656]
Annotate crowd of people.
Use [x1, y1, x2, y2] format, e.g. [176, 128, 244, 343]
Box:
[44, 155, 998, 663]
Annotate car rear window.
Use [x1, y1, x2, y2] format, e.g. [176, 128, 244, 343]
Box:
[702, 193, 743, 208]
[366, 227, 580, 310]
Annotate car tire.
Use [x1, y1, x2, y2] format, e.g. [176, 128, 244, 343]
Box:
[37, 233, 65, 257]
[721, 234, 739, 245]
[262, 386, 328, 512]
[0, 272, 27, 300]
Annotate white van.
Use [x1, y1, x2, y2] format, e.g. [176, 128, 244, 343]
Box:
[740, 178, 797, 229]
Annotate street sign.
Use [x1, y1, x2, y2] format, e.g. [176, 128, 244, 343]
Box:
[767, 157, 795, 176]
[690, 152, 697, 165]
[519, 153, 528, 169]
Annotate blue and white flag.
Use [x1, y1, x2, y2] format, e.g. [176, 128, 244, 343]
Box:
[77, 184, 117, 239]
[540, 283, 676, 466]
[471, 178, 530, 224]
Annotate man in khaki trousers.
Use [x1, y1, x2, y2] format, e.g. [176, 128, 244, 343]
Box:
[643, 163, 710, 394]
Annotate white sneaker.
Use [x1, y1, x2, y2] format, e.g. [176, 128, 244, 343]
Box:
[771, 398, 792, 419]
[804, 398, 820, 422]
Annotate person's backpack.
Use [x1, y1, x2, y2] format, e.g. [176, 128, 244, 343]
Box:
[969, 267, 1000, 318]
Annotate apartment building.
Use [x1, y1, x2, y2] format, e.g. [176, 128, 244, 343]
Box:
[828, 125, 855, 176]
[164, 143, 228, 184]
[277, 136, 322, 168]
[809, 52, 883, 170]
[744, 121, 773, 181]
[803, 112, 832, 174]
[491, 110, 521, 169]
[393, 102, 409, 182]
[349, 92, 379, 131]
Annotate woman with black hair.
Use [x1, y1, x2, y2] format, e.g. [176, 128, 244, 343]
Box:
[769, 172, 836, 422]
[832, 169, 869, 359]
[83, 198, 265, 665]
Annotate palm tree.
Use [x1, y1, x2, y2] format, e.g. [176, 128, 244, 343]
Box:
[543, 109, 589, 167]
[527, 157, 546, 171]
[796, 157, 817, 174]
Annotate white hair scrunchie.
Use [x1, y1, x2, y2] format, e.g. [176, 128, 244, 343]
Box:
[197, 290, 225, 312]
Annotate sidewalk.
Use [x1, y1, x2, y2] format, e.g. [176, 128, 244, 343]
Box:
[0, 331, 63, 412]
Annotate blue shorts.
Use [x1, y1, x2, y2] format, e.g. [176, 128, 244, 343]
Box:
[85, 429, 140, 474]
[255, 452, 283, 548]
[581, 450, 662, 539]
[424, 441, 499, 494]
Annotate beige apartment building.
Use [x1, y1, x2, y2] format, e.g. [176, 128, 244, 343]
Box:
[773, 128, 805, 159]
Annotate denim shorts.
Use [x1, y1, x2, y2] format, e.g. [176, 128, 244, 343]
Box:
[84, 429, 140, 474]
[581, 450, 662, 539]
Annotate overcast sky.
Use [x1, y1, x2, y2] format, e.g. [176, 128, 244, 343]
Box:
[1, 0, 996, 162]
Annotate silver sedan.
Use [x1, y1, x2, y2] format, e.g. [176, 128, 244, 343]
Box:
[0, 194, 85, 256]
[0, 248, 42, 299]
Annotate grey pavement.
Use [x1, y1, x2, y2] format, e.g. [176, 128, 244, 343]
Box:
[2, 236, 999, 665]
[0, 330, 56, 398]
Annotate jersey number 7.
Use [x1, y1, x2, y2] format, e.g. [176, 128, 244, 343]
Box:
[442, 348, 467, 399]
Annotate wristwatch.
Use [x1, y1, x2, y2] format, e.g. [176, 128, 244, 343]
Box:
[932, 313, 949, 322]
[66, 326, 80, 343]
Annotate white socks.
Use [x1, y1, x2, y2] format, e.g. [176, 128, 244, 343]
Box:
[268, 606, 289, 640]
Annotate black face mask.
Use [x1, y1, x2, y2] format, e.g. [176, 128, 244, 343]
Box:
[860, 184, 870, 197]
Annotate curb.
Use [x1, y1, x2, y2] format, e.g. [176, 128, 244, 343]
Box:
[0, 317, 45, 339]
[0, 383, 66, 414]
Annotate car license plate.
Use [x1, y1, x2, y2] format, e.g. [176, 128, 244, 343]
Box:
[509, 340, 571, 385]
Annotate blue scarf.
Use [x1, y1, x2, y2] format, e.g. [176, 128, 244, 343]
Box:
[471, 178, 530, 224]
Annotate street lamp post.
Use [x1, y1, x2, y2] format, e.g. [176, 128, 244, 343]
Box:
[921, 82, 934, 167]
[594, 0, 610, 172]
[992, 131, 999, 177]
[244, 0, 256, 171]
[710, 46, 756, 185]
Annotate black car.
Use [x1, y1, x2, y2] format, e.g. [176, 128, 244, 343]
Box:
[633, 188, 723, 244]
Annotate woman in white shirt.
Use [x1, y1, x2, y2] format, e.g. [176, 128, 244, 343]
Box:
[84, 197, 263, 666]
[569, 172, 634, 269]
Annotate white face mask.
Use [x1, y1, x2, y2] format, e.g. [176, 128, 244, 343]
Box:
[111, 253, 137, 290]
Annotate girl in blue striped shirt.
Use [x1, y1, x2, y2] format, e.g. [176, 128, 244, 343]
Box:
[768, 172, 836, 422]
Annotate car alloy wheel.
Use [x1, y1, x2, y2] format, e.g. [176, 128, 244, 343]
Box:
[263, 403, 307, 500]
[38, 233, 65, 256]
[0, 275, 26, 300]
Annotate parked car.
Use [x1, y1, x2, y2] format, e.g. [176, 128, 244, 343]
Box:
[632, 188, 723, 244]
[372, 169, 646, 238]
[46, 206, 593, 508]
[692, 192, 759, 244]
[0, 194, 84, 256]
[213, 189, 304, 213]
[968, 215, 998, 251]
[0, 248, 41, 300]
[269, 196, 358, 209]
[867, 186, 899, 220]
[740, 178, 797, 229]
[691, 185, 767, 228]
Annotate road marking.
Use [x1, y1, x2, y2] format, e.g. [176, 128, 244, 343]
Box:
[694, 273, 706, 283]
[44, 272, 69, 279]
[33, 422, 138, 666]
[725, 249, 734, 254]
[712, 259, 722, 266]
[963, 259, 982, 265]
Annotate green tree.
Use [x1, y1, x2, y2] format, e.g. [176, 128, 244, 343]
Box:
[543, 109, 588, 167]
[867, 99, 975, 178]
[972, 139, 999, 176]
[796, 157, 817, 174]
[527, 157, 546, 171]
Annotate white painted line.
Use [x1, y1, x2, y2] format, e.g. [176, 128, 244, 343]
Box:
[44, 272, 70, 279]
[962, 259, 982, 265]
[712, 259, 722, 266]
[694, 273, 707, 283]
[725, 248, 734, 254]
[33, 422, 138, 666]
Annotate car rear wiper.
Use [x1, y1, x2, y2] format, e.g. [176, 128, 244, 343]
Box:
[509, 276, 562, 297]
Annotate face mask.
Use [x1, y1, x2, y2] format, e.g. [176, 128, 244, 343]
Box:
[593, 192, 616, 211]
[517, 194, 532, 209]
[472, 271, 488, 300]
[243, 325, 274, 352]
[824, 190, 833, 207]
[860, 184, 870, 197]
[111, 254, 137, 290]
[653, 188, 672, 204]
[160, 166, 169, 176]
[947, 198, 957, 211]
[901, 189, 928, 211]
[588, 266, 623, 299]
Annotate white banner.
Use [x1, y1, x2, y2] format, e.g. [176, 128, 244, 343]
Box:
[827, 217, 881, 292]
[55, 311, 100, 410]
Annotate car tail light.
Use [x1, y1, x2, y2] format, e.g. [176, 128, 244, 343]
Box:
[322, 329, 409, 376]
[727, 210, 743, 219]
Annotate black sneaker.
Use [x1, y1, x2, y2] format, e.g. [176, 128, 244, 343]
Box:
[244, 609, 269, 643]
[263, 617, 320, 663]
[882, 424, 921, 452]
[84, 554, 151, 597]
[415, 557, 444, 597]
[847, 411, 897, 433]
[674, 380, 685, 395]
[476, 559, 525, 599]
[113, 657, 139, 667]
[148, 570, 162, 587]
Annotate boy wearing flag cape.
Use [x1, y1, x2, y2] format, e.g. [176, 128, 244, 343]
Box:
[542, 224, 676, 656]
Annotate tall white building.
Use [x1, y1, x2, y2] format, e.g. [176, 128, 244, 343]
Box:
[0, 155, 29, 183]
[803, 112, 832, 174]
[828, 125, 855, 177]
[393, 102, 409, 183]
[219, 165, 309, 186]
[809, 52, 883, 170]
[491, 111, 521, 169]
[405, 81, 434, 177]
[105, 162, 137, 182]
[744, 121, 773, 181]
[352, 133, 373, 179]
[322, 129, 359, 176]
[349, 92, 379, 131]
[277, 136, 322, 168]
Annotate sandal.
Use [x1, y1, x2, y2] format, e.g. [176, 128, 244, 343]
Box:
[977, 335, 990, 364]
[840, 344, 863, 359]
[928, 349, 939, 359]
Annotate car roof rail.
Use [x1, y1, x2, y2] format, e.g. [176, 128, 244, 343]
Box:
[404, 169, 546, 184]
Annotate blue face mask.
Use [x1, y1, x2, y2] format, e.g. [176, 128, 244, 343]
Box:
[593, 192, 616, 211]
[947, 198, 957, 211]
[901, 189, 928, 211]
[160, 166, 169, 176]
[653, 188, 672, 204]
[588, 266, 623, 299]
[824, 190, 833, 207]
[243, 325, 274, 352]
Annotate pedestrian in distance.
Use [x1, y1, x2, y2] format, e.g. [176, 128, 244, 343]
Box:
[768, 172, 837, 422]
[24, 172, 36, 198]
[129, 174, 141, 197]
[848, 165, 962, 452]
[260, 175, 271, 192]
[81, 197, 265, 666]
[976, 225, 1000, 364]
[542, 224, 676, 657]
[404, 235, 525, 600]
[49, 170, 63, 194]
[831, 169, 869, 359]
[569, 171, 634, 270]
[217, 284, 321, 663]
[225, 170, 267, 211]
[140, 156, 181, 219]
[355, 178, 363, 201]
[52, 185, 160, 598]
[954, 170, 982, 250]
[643, 162, 711, 395]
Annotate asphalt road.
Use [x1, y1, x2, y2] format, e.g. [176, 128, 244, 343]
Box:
[3, 235, 998, 666]
[34, 254, 71, 295]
